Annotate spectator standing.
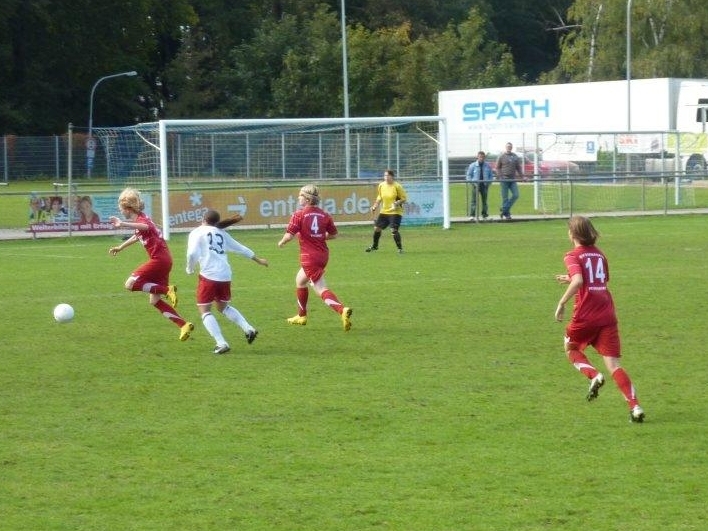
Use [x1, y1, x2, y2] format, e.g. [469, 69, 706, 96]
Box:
[466, 151, 494, 220]
[554, 215, 645, 423]
[495, 142, 523, 220]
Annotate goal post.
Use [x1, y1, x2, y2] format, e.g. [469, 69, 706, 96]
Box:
[95, 116, 450, 239]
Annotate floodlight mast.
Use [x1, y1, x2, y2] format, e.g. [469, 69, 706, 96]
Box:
[87, 70, 137, 177]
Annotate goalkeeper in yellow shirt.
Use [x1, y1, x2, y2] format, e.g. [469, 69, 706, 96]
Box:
[366, 169, 407, 254]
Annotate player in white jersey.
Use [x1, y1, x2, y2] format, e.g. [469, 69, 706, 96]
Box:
[186, 210, 269, 354]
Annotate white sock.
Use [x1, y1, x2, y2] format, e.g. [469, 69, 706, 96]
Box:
[142, 282, 157, 293]
[222, 305, 252, 333]
[201, 312, 226, 346]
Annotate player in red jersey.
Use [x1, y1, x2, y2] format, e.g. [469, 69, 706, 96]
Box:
[555, 216, 644, 422]
[277, 184, 352, 331]
[108, 187, 194, 341]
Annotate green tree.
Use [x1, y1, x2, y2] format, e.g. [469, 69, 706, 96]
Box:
[546, 0, 708, 83]
[172, 4, 521, 119]
[0, 0, 195, 134]
[486, 0, 575, 81]
[347, 23, 411, 116]
[163, 0, 332, 118]
[271, 6, 346, 117]
[216, 14, 303, 117]
[424, 7, 520, 90]
[389, 7, 519, 116]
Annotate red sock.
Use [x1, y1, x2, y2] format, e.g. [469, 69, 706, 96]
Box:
[296, 287, 308, 316]
[567, 349, 599, 379]
[153, 299, 186, 327]
[612, 368, 639, 408]
[320, 289, 343, 314]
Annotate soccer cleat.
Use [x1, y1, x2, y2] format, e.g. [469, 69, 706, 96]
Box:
[245, 329, 258, 344]
[365, 246, 378, 252]
[166, 285, 178, 308]
[179, 322, 194, 341]
[586, 373, 605, 401]
[214, 344, 230, 355]
[397, 248, 404, 254]
[630, 405, 645, 423]
[287, 315, 307, 326]
[341, 307, 352, 331]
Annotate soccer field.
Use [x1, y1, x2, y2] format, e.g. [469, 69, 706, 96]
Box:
[1, 216, 707, 530]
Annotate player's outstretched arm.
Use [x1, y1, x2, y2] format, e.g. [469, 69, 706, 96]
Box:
[109, 235, 137, 255]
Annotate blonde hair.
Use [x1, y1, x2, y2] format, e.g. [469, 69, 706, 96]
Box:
[118, 187, 145, 213]
[299, 184, 320, 205]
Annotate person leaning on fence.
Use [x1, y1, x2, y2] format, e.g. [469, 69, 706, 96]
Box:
[466, 151, 494, 221]
[495, 142, 524, 220]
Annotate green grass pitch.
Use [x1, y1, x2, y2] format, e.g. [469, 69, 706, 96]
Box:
[1, 216, 707, 530]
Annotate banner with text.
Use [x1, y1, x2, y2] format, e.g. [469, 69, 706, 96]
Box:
[28, 193, 154, 233]
[162, 182, 443, 229]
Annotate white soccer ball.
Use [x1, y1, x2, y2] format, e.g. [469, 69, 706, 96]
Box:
[53, 303, 74, 323]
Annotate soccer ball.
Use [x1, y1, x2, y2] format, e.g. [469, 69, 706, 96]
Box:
[53, 303, 74, 323]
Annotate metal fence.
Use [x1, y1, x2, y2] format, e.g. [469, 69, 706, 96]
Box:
[0, 131, 111, 182]
[2, 129, 707, 237]
[5, 129, 708, 183]
[450, 130, 708, 179]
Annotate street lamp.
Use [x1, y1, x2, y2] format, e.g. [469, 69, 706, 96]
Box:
[87, 70, 137, 177]
[626, 0, 632, 131]
[340, 0, 349, 121]
[341, 0, 351, 179]
[625, 0, 633, 175]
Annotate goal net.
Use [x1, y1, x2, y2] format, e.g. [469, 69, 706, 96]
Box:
[93, 117, 450, 238]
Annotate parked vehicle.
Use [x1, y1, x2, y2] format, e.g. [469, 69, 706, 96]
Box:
[520, 150, 580, 177]
[439, 78, 708, 174]
[481, 151, 580, 178]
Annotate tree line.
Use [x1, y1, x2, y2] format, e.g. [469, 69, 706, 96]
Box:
[1, 0, 707, 135]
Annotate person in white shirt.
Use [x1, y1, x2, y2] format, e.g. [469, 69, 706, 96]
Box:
[186, 210, 268, 354]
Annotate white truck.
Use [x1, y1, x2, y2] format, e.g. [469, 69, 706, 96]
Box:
[438, 78, 708, 175]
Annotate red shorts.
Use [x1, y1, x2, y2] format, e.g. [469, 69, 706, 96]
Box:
[132, 258, 172, 287]
[196, 275, 231, 305]
[302, 264, 325, 283]
[565, 321, 621, 358]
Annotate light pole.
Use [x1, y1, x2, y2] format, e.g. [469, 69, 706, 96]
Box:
[341, 0, 351, 179]
[626, 0, 633, 175]
[626, 0, 632, 131]
[87, 70, 137, 177]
